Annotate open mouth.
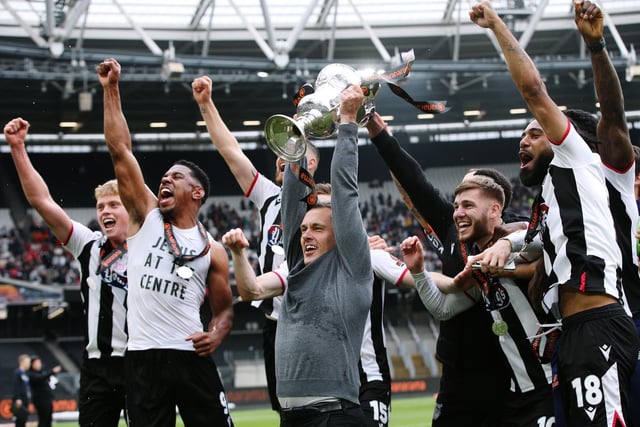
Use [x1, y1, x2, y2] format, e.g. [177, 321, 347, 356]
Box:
[456, 220, 470, 234]
[159, 187, 173, 199]
[519, 150, 533, 168]
[102, 218, 115, 231]
[304, 244, 317, 254]
[158, 187, 174, 207]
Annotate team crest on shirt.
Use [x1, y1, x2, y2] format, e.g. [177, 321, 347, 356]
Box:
[482, 279, 510, 311]
[539, 202, 549, 234]
[267, 224, 283, 247]
[100, 259, 128, 291]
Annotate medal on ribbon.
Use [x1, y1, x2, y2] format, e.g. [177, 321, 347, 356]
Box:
[163, 221, 211, 280]
[492, 319, 509, 336]
[176, 265, 194, 279]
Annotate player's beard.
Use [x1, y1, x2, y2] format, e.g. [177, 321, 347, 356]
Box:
[458, 214, 492, 246]
[159, 204, 176, 222]
[519, 151, 552, 187]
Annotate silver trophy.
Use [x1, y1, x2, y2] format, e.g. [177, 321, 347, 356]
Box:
[264, 63, 380, 162]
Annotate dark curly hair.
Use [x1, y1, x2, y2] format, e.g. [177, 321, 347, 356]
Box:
[563, 109, 600, 151]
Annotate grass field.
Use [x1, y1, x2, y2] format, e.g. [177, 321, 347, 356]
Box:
[52, 395, 435, 426]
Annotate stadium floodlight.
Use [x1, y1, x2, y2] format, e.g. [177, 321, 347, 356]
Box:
[79, 92, 93, 112]
[626, 64, 640, 82]
[161, 41, 184, 80]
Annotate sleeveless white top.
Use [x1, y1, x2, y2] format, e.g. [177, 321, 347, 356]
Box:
[127, 208, 212, 351]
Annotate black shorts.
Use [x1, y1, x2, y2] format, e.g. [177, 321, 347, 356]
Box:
[502, 387, 555, 427]
[628, 314, 640, 427]
[432, 400, 502, 427]
[432, 376, 504, 427]
[557, 304, 639, 427]
[280, 399, 365, 427]
[79, 356, 126, 427]
[125, 349, 234, 427]
[359, 380, 391, 427]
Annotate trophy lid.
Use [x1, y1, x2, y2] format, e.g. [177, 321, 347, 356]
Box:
[315, 64, 361, 92]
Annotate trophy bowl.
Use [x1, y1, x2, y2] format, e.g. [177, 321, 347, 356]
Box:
[263, 114, 308, 162]
[265, 63, 373, 162]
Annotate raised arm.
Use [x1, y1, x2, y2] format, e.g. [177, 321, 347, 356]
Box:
[3, 118, 72, 241]
[222, 228, 285, 300]
[97, 58, 156, 231]
[281, 157, 309, 267]
[332, 85, 370, 276]
[574, 0, 633, 170]
[192, 76, 258, 193]
[367, 112, 454, 238]
[28, 365, 61, 384]
[470, 1, 567, 142]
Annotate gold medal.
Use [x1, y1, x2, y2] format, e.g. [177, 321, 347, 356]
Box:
[177, 265, 193, 279]
[492, 320, 508, 336]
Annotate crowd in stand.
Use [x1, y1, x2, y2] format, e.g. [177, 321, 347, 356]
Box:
[0, 219, 80, 285]
[0, 177, 535, 287]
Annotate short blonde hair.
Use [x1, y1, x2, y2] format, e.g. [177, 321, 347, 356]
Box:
[94, 179, 119, 200]
[315, 182, 332, 195]
[306, 141, 320, 163]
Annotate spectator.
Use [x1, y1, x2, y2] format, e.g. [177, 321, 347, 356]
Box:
[28, 355, 61, 427]
[12, 354, 31, 427]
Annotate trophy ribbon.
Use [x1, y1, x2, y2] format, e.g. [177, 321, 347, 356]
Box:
[292, 83, 315, 107]
[289, 162, 317, 207]
[365, 49, 450, 115]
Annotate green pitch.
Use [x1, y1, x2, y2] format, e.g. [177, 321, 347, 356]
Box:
[226, 395, 435, 426]
[54, 395, 435, 426]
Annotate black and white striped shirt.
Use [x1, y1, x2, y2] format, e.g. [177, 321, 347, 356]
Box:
[360, 250, 409, 385]
[603, 163, 640, 315]
[64, 220, 128, 359]
[540, 123, 625, 312]
[478, 274, 553, 393]
[245, 173, 285, 319]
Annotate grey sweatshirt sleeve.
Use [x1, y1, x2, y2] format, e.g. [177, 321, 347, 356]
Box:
[282, 158, 310, 268]
[332, 123, 371, 278]
[413, 271, 477, 320]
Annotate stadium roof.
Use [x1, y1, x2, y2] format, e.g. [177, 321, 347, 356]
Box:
[1, 0, 640, 143]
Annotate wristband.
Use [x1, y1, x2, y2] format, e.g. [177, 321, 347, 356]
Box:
[587, 38, 606, 53]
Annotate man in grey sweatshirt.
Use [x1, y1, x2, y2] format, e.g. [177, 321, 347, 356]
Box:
[278, 84, 372, 426]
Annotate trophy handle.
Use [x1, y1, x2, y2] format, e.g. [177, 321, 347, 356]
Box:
[357, 81, 381, 126]
[264, 114, 307, 162]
